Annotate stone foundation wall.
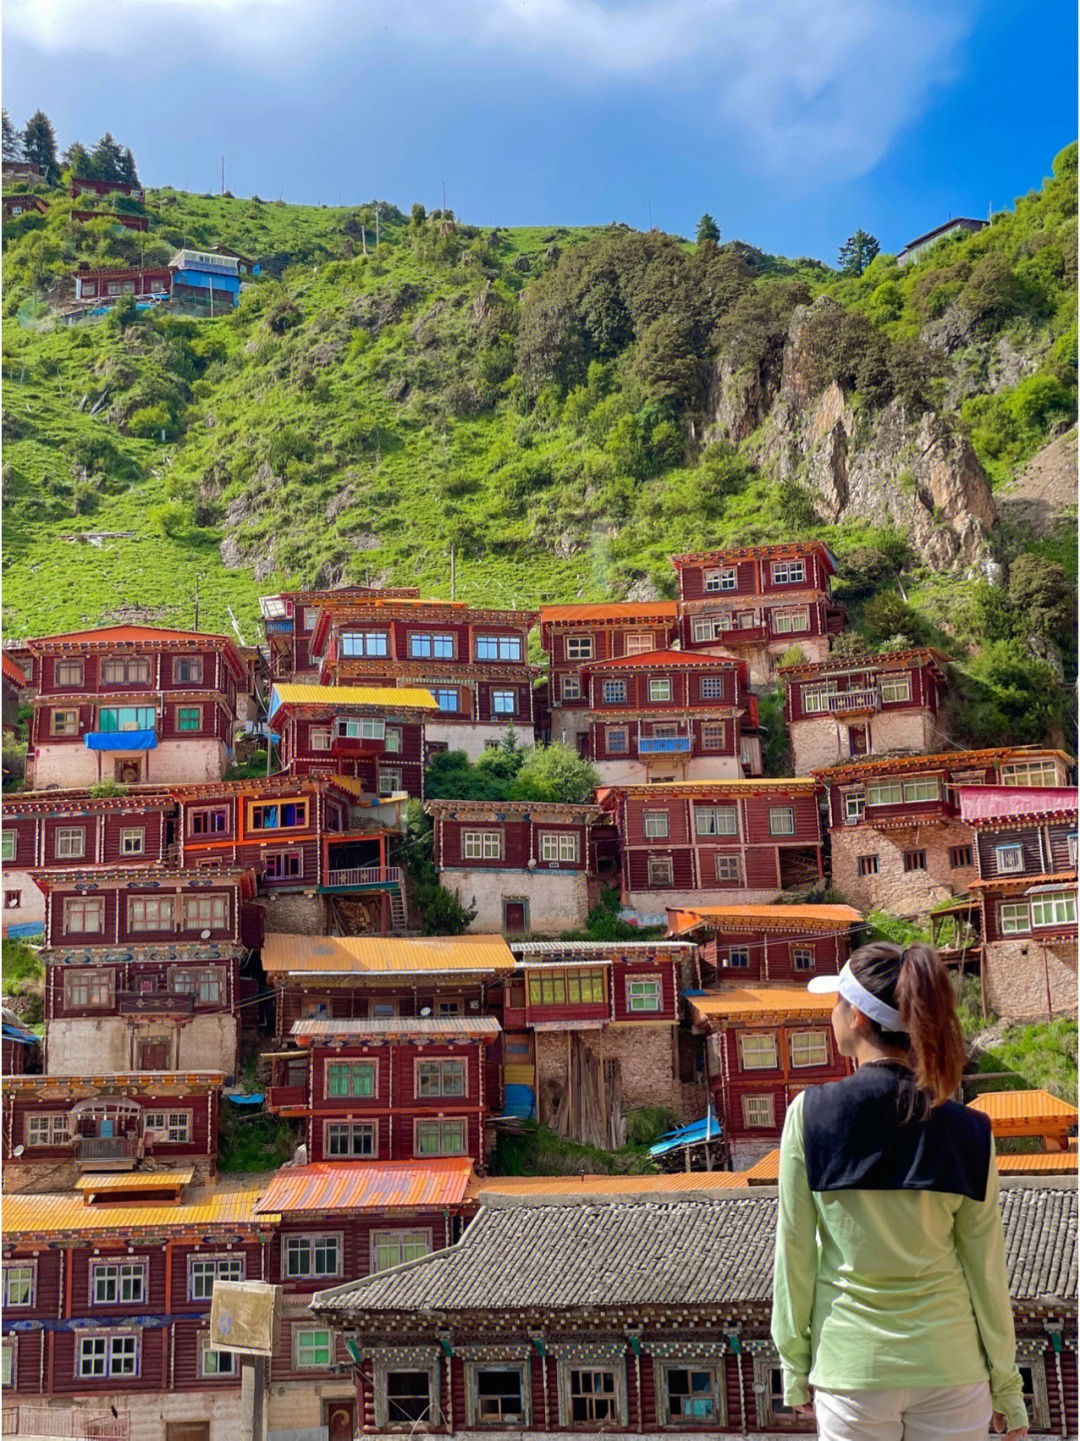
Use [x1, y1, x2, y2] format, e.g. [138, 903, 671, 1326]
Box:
[45, 1014, 239, 1077]
[5, 1153, 216, 1196]
[535, 1024, 703, 1134]
[594, 755, 742, 787]
[31, 738, 227, 790]
[262, 891, 327, 936]
[427, 721, 536, 764]
[622, 887, 783, 923]
[440, 868, 590, 936]
[790, 709, 944, 777]
[983, 936, 1078, 1023]
[1, 868, 45, 934]
[830, 822, 975, 918]
[729, 1137, 779, 1172]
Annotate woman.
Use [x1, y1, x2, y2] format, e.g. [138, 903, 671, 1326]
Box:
[771, 941, 1029, 1441]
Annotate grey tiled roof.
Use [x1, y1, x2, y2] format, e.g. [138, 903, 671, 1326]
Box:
[312, 1183, 1074, 1317]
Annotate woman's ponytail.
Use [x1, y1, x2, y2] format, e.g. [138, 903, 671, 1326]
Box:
[894, 942, 966, 1107]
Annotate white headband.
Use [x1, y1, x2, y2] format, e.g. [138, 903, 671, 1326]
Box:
[809, 961, 905, 1030]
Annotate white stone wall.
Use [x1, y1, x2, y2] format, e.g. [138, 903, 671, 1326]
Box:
[440, 867, 590, 935]
[789, 710, 945, 777]
[830, 823, 975, 918]
[983, 936, 1078, 1023]
[46, 1014, 239, 1076]
[1, 869, 45, 933]
[426, 721, 534, 764]
[31, 738, 228, 790]
[594, 755, 742, 787]
[547, 709, 588, 748]
[268, 1381, 358, 1436]
[622, 887, 783, 920]
[535, 1025, 704, 1133]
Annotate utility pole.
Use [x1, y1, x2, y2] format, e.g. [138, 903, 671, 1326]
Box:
[449, 544, 456, 602]
[193, 575, 201, 631]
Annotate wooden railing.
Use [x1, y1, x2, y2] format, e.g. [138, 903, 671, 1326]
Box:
[826, 688, 880, 714]
[74, 1135, 137, 1162]
[8, 1409, 130, 1440]
[266, 1084, 307, 1111]
[325, 865, 404, 890]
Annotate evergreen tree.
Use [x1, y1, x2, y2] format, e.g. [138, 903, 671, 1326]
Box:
[2, 109, 21, 161]
[696, 213, 720, 245]
[21, 110, 58, 178]
[62, 141, 91, 177]
[89, 132, 125, 182]
[837, 229, 880, 276]
[119, 147, 140, 186]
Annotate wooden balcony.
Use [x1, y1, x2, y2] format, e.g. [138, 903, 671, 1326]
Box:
[639, 735, 692, 755]
[74, 1135, 139, 1170]
[6, 1408, 130, 1441]
[324, 864, 405, 891]
[266, 1084, 307, 1113]
[825, 688, 880, 716]
[117, 990, 195, 1015]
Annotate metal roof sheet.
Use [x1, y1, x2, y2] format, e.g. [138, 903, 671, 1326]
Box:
[667, 904, 861, 936]
[291, 1016, 502, 1040]
[269, 683, 440, 711]
[957, 786, 1078, 824]
[474, 1172, 749, 1198]
[689, 988, 836, 1022]
[605, 778, 819, 795]
[262, 932, 517, 975]
[540, 602, 679, 624]
[996, 1152, 1077, 1174]
[814, 747, 1073, 780]
[26, 625, 233, 647]
[969, 1090, 1078, 1123]
[256, 1160, 476, 1215]
[743, 1150, 781, 1181]
[2, 1174, 277, 1238]
[586, 649, 741, 670]
[777, 648, 949, 679]
[74, 1169, 194, 1192]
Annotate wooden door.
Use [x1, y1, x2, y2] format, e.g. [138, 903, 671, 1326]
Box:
[137, 1037, 169, 1069]
[502, 900, 528, 935]
[167, 1425, 209, 1441]
[325, 1400, 356, 1441]
[576, 733, 590, 759]
[848, 724, 869, 756]
[115, 758, 143, 783]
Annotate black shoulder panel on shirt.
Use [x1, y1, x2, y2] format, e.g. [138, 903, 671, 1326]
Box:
[801, 1063, 992, 1201]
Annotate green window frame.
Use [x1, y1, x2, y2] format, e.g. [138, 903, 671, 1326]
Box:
[325, 1061, 375, 1098]
[176, 707, 201, 732]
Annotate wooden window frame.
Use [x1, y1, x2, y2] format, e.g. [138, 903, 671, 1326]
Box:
[63, 968, 115, 1009]
[791, 947, 815, 971]
[101, 656, 151, 686]
[601, 679, 628, 705]
[54, 659, 85, 688]
[309, 726, 332, 751]
[695, 805, 737, 837]
[176, 705, 202, 732]
[62, 895, 106, 935]
[1, 831, 15, 863]
[90, 1260, 147, 1308]
[902, 850, 927, 873]
[465, 1360, 532, 1427]
[247, 799, 309, 832]
[902, 777, 940, 803]
[264, 850, 303, 880]
[643, 810, 670, 839]
[726, 945, 751, 968]
[995, 843, 1024, 874]
[772, 608, 809, 634]
[462, 829, 503, 861]
[789, 1029, 829, 1068]
[654, 1359, 726, 1428]
[374, 1357, 439, 1428]
[624, 632, 654, 655]
[768, 806, 796, 836]
[771, 560, 806, 585]
[415, 1057, 467, 1099]
[324, 1120, 377, 1158]
[181, 892, 230, 930]
[292, 1326, 335, 1370]
[949, 846, 973, 869]
[476, 634, 524, 662]
[283, 1233, 343, 1281]
[172, 656, 204, 684]
[341, 630, 389, 658]
[324, 1059, 377, 1098]
[127, 895, 175, 933]
[739, 1033, 779, 1071]
[119, 828, 146, 856]
[414, 1117, 467, 1157]
[560, 674, 583, 701]
[1031, 891, 1076, 928]
[50, 707, 79, 736]
[752, 1355, 800, 1427]
[649, 676, 673, 703]
[539, 831, 579, 864]
[370, 1229, 433, 1274]
[866, 781, 903, 807]
[25, 1113, 70, 1148]
[704, 567, 738, 593]
[187, 1254, 245, 1301]
[76, 1330, 140, 1381]
[199, 1335, 238, 1378]
[2, 1261, 36, 1309]
[647, 855, 674, 887]
[557, 1359, 628, 1428]
[605, 725, 629, 753]
[857, 854, 879, 877]
[625, 976, 662, 1013]
[189, 805, 229, 836]
[741, 1094, 776, 1129]
[564, 635, 593, 661]
[378, 767, 403, 796]
[879, 673, 912, 704]
[143, 1109, 192, 1144]
[55, 826, 87, 860]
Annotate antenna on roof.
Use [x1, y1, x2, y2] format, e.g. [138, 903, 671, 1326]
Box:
[227, 605, 247, 648]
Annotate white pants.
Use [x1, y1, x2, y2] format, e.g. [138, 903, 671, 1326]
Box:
[814, 1381, 993, 1441]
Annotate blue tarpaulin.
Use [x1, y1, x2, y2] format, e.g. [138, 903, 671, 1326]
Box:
[84, 730, 158, 751]
[649, 1112, 721, 1156]
[3, 922, 44, 939]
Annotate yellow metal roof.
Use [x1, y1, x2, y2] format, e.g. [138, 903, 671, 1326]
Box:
[968, 1089, 1077, 1123]
[668, 904, 861, 936]
[743, 1149, 780, 1182]
[262, 931, 517, 975]
[474, 1171, 750, 1197]
[689, 987, 836, 1023]
[3, 1173, 278, 1238]
[272, 683, 439, 710]
[995, 1151, 1077, 1174]
[74, 1168, 194, 1192]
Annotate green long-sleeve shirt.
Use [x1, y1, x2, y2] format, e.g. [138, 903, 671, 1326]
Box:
[771, 1089, 1028, 1430]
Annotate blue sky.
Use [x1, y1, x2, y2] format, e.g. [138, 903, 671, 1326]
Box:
[4, 0, 1075, 263]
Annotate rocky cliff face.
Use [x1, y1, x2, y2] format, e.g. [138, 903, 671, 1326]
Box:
[706, 296, 999, 571]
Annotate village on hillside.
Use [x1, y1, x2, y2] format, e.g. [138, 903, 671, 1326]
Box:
[1, 539, 1076, 1441]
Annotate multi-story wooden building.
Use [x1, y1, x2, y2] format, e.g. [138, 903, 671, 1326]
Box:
[268, 682, 437, 794]
[425, 799, 605, 935]
[24, 626, 248, 789]
[666, 903, 861, 986]
[577, 650, 762, 784]
[959, 785, 1078, 1023]
[503, 940, 702, 1141]
[687, 988, 849, 1168]
[260, 586, 423, 682]
[2, 1071, 224, 1192]
[780, 648, 949, 775]
[601, 779, 824, 916]
[265, 1016, 502, 1166]
[308, 595, 539, 761]
[671, 542, 843, 684]
[539, 602, 681, 748]
[311, 1184, 1076, 1439]
[817, 747, 1073, 918]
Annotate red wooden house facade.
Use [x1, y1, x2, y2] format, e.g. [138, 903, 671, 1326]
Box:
[780, 648, 949, 775]
[601, 779, 824, 915]
[24, 625, 247, 790]
[260, 585, 423, 682]
[425, 799, 605, 935]
[666, 903, 861, 986]
[70, 209, 149, 231]
[671, 542, 843, 684]
[70, 178, 146, 202]
[72, 267, 172, 301]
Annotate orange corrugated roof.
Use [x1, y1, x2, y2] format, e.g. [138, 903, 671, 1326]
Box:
[474, 1171, 750, 1197]
[743, 1149, 780, 1181]
[587, 649, 741, 670]
[2, 1173, 277, 1238]
[969, 871, 1077, 890]
[27, 625, 233, 646]
[689, 987, 836, 1022]
[262, 932, 517, 975]
[995, 1152, 1077, 1174]
[969, 1090, 1077, 1123]
[668, 904, 861, 937]
[74, 1168, 193, 1192]
[540, 602, 679, 624]
[814, 747, 1073, 780]
[256, 1159, 476, 1214]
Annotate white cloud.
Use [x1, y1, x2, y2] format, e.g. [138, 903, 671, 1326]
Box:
[5, 0, 972, 179]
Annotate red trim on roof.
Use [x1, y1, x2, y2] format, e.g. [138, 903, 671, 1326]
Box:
[957, 786, 1078, 825]
[586, 649, 743, 670]
[1, 652, 26, 686]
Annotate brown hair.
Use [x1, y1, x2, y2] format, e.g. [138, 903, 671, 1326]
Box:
[847, 941, 966, 1108]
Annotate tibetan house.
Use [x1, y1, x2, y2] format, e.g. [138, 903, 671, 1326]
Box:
[666, 903, 862, 986]
[311, 1184, 1076, 1438]
[816, 748, 1074, 919]
[538, 602, 680, 749]
[424, 799, 606, 935]
[23, 626, 248, 790]
[267, 682, 438, 794]
[577, 650, 762, 784]
[687, 988, 849, 1169]
[70, 177, 147, 202]
[671, 542, 844, 684]
[2, 1071, 224, 1191]
[72, 267, 172, 302]
[265, 1016, 501, 1166]
[503, 940, 701, 1143]
[959, 785, 1078, 1022]
[600, 779, 824, 917]
[779, 648, 949, 775]
[260, 586, 423, 682]
[308, 595, 539, 762]
[71, 209, 150, 231]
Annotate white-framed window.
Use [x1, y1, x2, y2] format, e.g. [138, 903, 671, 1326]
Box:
[98, 705, 155, 733]
[54, 659, 84, 688]
[384, 726, 403, 754]
[172, 655, 204, 684]
[740, 1033, 778, 1070]
[51, 708, 79, 736]
[119, 828, 145, 856]
[415, 1118, 467, 1156]
[844, 790, 866, 823]
[371, 1230, 432, 1273]
[341, 630, 389, 657]
[3, 1263, 35, 1308]
[463, 830, 502, 861]
[199, 1338, 238, 1378]
[337, 716, 386, 740]
[91, 1261, 146, 1306]
[801, 683, 838, 714]
[700, 676, 726, 700]
[539, 831, 579, 863]
[1000, 759, 1062, 787]
[25, 1114, 69, 1148]
[0, 831, 14, 862]
[144, 1110, 192, 1143]
[790, 1030, 829, 1067]
[602, 679, 627, 705]
[565, 635, 593, 661]
[742, 1094, 776, 1128]
[409, 632, 455, 659]
[476, 634, 523, 662]
[701, 723, 727, 752]
[435, 688, 460, 712]
[903, 777, 940, 803]
[127, 895, 175, 932]
[55, 826, 86, 859]
[77, 1332, 139, 1379]
[309, 726, 332, 751]
[302, 606, 319, 631]
[657, 1361, 725, 1426]
[560, 1363, 627, 1427]
[695, 805, 737, 837]
[492, 689, 517, 716]
[415, 1058, 466, 1097]
[998, 902, 1031, 936]
[101, 656, 151, 685]
[181, 893, 229, 929]
[648, 856, 674, 887]
[284, 1234, 341, 1279]
[561, 674, 582, 701]
[624, 632, 654, 655]
[880, 673, 912, 703]
[467, 1361, 531, 1426]
[62, 896, 106, 935]
[704, 567, 738, 593]
[649, 677, 672, 703]
[692, 614, 732, 642]
[1031, 891, 1076, 928]
[293, 1327, 334, 1369]
[772, 560, 806, 585]
[772, 609, 809, 634]
[792, 947, 815, 971]
[866, 781, 903, 807]
[1, 1337, 13, 1388]
[325, 1121, 377, 1158]
[378, 768, 402, 796]
[325, 1060, 376, 1097]
[643, 810, 670, 838]
[1068, 833, 1078, 868]
[626, 976, 662, 1012]
[605, 725, 628, 753]
[995, 843, 1025, 874]
[768, 806, 795, 836]
[714, 854, 741, 883]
